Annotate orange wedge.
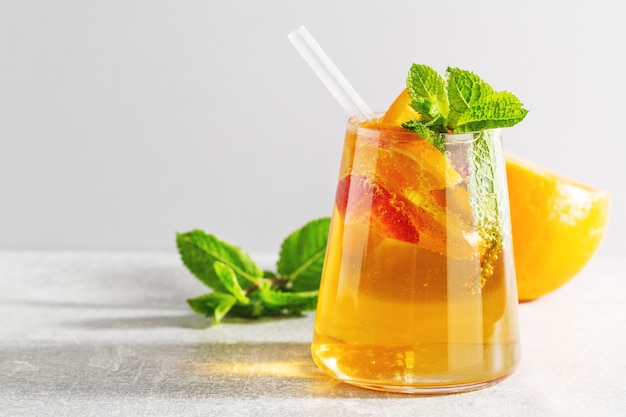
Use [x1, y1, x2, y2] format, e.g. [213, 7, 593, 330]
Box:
[506, 156, 610, 301]
[381, 88, 420, 125]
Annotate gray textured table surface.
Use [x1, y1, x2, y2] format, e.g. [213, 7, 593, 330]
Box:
[1, 251, 625, 417]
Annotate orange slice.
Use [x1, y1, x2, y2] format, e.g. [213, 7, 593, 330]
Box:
[381, 88, 420, 125]
[506, 155, 610, 301]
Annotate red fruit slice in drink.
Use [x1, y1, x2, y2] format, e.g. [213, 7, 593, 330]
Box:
[335, 174, 420, 244]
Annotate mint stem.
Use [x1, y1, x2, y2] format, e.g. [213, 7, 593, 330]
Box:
[245, 277, 290, 296]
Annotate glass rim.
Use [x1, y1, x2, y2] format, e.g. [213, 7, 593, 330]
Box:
[347, 113, 502, 144]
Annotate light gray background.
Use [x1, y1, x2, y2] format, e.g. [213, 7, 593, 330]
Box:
[1, 0, 624, 256]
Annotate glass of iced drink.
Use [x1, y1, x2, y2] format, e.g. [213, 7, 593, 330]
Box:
[311, 116, 521, 394]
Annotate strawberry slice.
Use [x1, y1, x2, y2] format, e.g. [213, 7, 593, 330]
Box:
[335, 174, 420, 244]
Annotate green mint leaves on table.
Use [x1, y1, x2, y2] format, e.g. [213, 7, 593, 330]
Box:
[177, 217, 331, 325]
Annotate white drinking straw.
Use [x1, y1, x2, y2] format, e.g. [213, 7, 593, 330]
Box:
[288, 26, 376, 121]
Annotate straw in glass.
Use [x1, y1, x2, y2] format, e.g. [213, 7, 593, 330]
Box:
[287, 26, 375, 121]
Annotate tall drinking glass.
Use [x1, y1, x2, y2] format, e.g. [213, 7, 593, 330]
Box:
[311, 116, 521, 394]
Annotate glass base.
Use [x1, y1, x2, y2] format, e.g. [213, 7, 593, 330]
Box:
[337, 373, 513, 395]
[312, 340, 520, 395]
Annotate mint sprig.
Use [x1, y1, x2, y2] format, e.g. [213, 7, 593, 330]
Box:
[177, 217, 330, 325]
[402, 65, 528, 135]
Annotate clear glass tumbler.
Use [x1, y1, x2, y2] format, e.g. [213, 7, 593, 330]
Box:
[311, 116, 521, 394]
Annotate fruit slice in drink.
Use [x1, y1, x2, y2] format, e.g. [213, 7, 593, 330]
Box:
[337, 121, 476, 260]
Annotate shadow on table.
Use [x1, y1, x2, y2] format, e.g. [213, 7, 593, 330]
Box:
[67, 311, 325, 330]
[0, 341, 400, 400]
[67, 313, 212, 330]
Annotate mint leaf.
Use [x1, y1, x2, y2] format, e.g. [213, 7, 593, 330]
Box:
[466, 131, 500, 226]
[213, 261, 249, 304]
[187, 293, 237, 325]
[465, 129, 507, 287]
[401, 119, 446, 152]
[406, 64, 449, 122]
[453, 91, 528, 132]
[446, 67, 494, 130]
[258, 284, 319, 314]
[263, 270, 278, 278]
[277, 217, 330, 292]
[176, 230, 263, 292]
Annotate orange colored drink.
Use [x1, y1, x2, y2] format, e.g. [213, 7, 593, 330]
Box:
[311, 117, 520, 394]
